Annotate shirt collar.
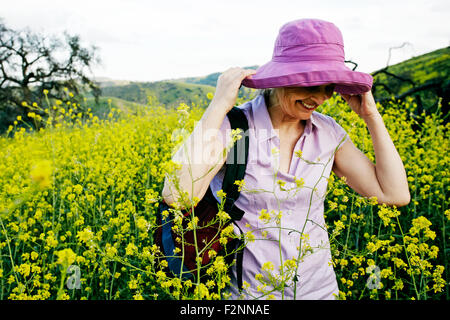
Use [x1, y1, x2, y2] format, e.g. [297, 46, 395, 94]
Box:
[252, 94, 318, 142]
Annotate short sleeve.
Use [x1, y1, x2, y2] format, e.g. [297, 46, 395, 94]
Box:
[329, 116, 351, 149]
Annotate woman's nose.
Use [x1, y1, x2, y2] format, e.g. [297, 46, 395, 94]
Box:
[311, 85, 334, 105]
[311, 92, 330, 105]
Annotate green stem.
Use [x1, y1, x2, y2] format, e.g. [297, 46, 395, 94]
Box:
[440, 186, 449, 299]
[56, 268, 67, 300]
[395, 215, 420, 299]
[0, 217, 21, 291]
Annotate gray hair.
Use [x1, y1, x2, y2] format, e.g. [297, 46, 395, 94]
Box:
[259, 88, 285, 108]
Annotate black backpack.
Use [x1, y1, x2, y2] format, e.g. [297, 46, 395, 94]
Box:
[155, 106, 249, 291]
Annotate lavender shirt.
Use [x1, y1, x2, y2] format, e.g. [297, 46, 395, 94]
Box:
[210, 94, 349, 300]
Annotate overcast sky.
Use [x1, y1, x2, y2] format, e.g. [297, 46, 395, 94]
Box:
[2, 0, 449, 82]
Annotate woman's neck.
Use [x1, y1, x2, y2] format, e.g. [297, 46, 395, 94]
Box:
[264, 91, 305, 134]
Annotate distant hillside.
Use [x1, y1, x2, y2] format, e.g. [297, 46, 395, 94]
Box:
[99, 81, 216, 108]
[93, 77, 131, 87]
[371, 46, 449, 115]
[172, 65, 259, 87]
[98, 66, 260, 109]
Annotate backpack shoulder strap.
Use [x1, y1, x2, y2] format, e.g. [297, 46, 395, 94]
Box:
[221, 106, 249, 221]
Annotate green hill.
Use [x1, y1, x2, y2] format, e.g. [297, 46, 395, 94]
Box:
[172, 65, 259, 87]
[98, 66, 260, 109]
[371, 46, 450, 115]
[99, 81, 215, 109]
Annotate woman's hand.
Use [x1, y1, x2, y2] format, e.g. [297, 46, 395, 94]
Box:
[340, 90, 380, 121]
[210, 67, 257, 112]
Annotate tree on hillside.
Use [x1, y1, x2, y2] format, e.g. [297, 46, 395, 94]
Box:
[0, 19, 101, 133]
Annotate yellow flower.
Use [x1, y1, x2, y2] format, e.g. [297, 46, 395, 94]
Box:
[217, 210, 231, 222]
[30, 160, 52, 189]
[233, 179, 246, 192]
[220, 224, 234, 238]
[261, 261, 274, 272]
[128, 279, 138, 289]
[216, 189, 227, 199]
[30, 252, 39, 261]
[73, 184, 83, 194]
[258, 209, 271, 224]
[45, 232, 58, 248]
[283, 258, 297, 270]
[18, 263, 31, 277]
[161, 210, 169, 220]
[276, 180, 286, 189]
[194, 283, 210, 299]
[245, 231, 255, 242]
[377, 204, 400, 226]
[294, 177, 305, 188]
[186, 216, 199, 230]
[208, 250, 217, 259]
[410, 216, 435, 239]
[133, 293, 144, 300]
[334, 220, 346, 231]
[368, 196, 378, 206]
[136, 217, 149, 232]
[125, 243, 138, 256]
[76, 228, 94, 243]
[339, 259, 348, 267]
[55, 248, 77, 267]
[328, 201, 338, 210]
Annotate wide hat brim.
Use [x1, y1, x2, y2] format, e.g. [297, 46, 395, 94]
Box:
[241, 59, 373, 95]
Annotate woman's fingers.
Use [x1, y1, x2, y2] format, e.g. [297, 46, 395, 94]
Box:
[220, 67, 256, 84]
[211, 67, 257, 112]
[339, 91, 379, 120]
[243, 68, 257, 78]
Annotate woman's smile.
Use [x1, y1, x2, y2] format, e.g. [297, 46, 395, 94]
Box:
[296, 99, 318, 111]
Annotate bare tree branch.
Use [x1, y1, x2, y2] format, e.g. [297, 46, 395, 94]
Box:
[0, 20, 101, 133]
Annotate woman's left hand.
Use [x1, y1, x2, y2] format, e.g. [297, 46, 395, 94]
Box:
[340, 91, 380, 121]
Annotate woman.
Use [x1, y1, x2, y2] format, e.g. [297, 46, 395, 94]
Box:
[162, 19, 410, 299]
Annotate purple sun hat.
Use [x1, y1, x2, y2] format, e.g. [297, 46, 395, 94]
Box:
[241, 19, 373, 95]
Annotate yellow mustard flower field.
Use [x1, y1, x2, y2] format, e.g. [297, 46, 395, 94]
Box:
[0, 91, 448, 300]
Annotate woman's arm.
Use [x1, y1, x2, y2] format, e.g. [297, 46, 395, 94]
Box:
[332, 91, 410, 207]
[162, 67, 256, 208]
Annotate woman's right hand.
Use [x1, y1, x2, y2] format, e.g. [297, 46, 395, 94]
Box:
[210, 67, 257, 112]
